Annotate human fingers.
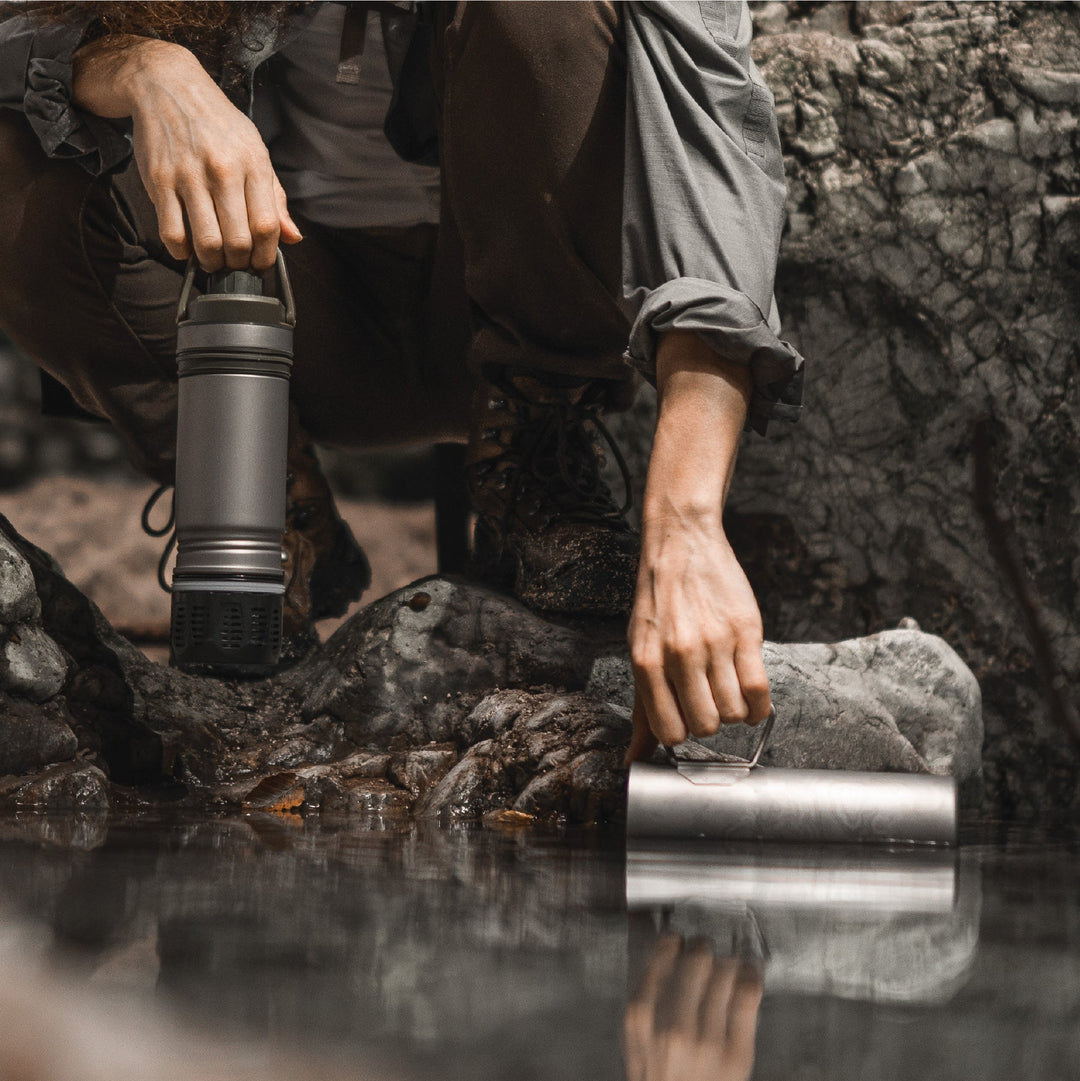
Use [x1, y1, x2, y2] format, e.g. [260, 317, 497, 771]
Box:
[152, 185, 191, 263]
[699, 959, 740, 1042]
[633, 658, 688, 750]
[734, 641, 771, 725]
[244, 169, 283, 270]
[636, 934, 682, 1011]
[625, 698, 659, 765]
[210, 164, 256, 270]
[669, 940, 716, 1034]
[668, 647, 723, 738]
[624, 934, 681, 1071]
[725, 964, 764, 1070]
[178, 182, 225, 272]
[707, 655, 751, 726]
[631, 615, 691, 749]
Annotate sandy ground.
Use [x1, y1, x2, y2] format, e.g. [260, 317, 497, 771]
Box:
[0, 476, 439, 656]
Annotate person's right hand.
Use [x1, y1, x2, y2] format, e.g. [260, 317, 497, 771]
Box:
[72, 36, 302, 270]
[623, 935, 763, 1081]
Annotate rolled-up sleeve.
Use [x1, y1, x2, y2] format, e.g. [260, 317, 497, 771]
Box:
[0, 14, 132, 176]
[622, 1, 803, 434]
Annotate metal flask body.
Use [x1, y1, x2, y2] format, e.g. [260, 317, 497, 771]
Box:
[170, 256, 295, 677]
[625, 711, 959, 846]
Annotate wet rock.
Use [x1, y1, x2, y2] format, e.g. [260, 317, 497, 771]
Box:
[318, 750, 391, 781]
[0, 529, 39, 624]
[421, 694, 630, 822]
[419, 740, 510, 820]
[7, 760, 110, 812]
[294, 576, 620, 745]
[318, 778, 413, 819]
[0, 693, 77, 775]
[389, 744, 458, 798]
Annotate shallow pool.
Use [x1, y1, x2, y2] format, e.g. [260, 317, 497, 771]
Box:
[0, 813, 1076, 1080]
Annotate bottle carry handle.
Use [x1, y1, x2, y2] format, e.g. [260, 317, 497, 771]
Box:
[176, 249, 296, 327]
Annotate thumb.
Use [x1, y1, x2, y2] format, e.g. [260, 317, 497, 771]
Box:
[624, 698, 659, 766]
[274, 179, 303, 244]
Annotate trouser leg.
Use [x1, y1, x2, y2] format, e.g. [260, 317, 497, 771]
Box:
[433, 1, 634, 397]
[0, 113, 183, 483]
[0, 112, 472, 485]
[429, 4, 640, 615]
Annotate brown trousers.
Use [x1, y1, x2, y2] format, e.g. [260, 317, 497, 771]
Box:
[0, 3, 631, 485]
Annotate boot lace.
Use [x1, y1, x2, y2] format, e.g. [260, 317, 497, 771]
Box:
[473, 375, 634, 532]
[141, 483, 175, 594]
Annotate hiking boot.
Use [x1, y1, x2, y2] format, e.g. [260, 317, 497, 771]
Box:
[281, 424, 371, 641]
[466, 370, 638, 618]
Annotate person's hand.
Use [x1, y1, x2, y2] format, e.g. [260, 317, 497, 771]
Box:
[625, 333, 771, 763]
[623, 935, 763, 1081]
[72, 36, 302, 270]
[627, 511, 770, 761]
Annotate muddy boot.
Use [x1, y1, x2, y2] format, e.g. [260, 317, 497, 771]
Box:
[466, 370, 638, 618]
[281, 421, 371, 654]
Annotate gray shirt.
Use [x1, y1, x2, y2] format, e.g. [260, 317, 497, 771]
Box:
[260, 3, 440, 229]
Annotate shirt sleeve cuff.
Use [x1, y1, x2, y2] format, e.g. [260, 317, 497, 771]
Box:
[23, 23, 132, 176]
[625, 276, 805, 435]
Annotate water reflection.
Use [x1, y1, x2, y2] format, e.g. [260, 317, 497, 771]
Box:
[627, 843, 978, 1004]
[624, 935, 762, 1081]
[0, 814, 630, 1081]
[0, 815, 1075, 1080]
[623, 843, 977, 1079]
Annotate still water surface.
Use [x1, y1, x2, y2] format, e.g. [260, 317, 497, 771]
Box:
[0, 813, 1076, 1080]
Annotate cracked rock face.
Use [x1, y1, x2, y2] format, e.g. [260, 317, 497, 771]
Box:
[0, 513, 982, 822]
[749, 2, 1080, 816]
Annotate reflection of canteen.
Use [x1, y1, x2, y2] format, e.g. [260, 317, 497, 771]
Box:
[169, 253, 295, 676]
[626, 842, 980, 1004]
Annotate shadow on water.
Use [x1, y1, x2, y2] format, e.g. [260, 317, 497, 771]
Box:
[0, 812, 1077, 1080]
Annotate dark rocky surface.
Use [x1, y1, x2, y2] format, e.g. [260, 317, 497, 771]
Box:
[0, 511, 981, 818]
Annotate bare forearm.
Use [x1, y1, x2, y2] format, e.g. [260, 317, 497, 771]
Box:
[72, 36, 199, 118]
[627, 331, 769, 762]
[644, 330, 751, 531]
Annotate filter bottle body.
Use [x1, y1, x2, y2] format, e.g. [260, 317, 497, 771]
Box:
[170, 270, 294, 677]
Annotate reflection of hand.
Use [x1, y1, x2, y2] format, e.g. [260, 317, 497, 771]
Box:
[623, 935, 763, 1081]
[73, 37, 302, 271]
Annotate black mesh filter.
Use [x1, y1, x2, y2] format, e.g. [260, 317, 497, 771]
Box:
[171, 589, 282, 677]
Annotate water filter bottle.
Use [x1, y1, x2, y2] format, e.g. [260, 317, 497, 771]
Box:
[169, 252, 295, 676]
